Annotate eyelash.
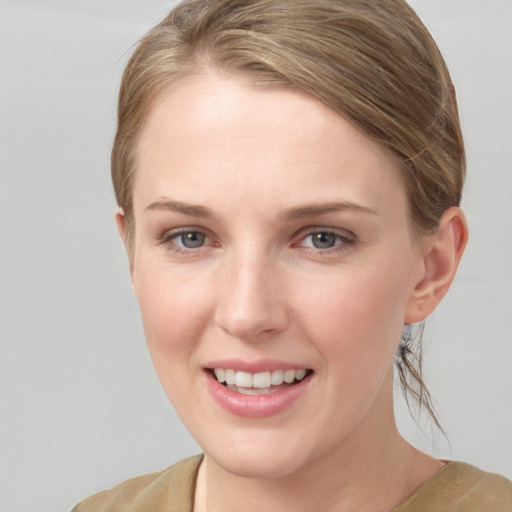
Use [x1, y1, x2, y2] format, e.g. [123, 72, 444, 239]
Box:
[296, 230, 354, 254]
[157, 227, 355, 256]
[157, 228, 213, 255]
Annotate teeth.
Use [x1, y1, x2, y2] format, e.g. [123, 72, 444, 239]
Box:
[283, 370, 295, 383]
[213, 368, 225, 383]
[225, 369, 236, 385]
[253, 371, 271, 388]
[235, 371, 252, 388]
[295, 369, 306, 380]
[271, 369, 284, 385]
[213, 368, 309, 388]
[236, 387, 274, 395]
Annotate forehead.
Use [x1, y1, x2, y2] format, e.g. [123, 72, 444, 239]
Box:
[133, 71, 407, 219]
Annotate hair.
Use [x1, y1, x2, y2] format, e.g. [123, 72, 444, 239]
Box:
[111, 0, 465, 428]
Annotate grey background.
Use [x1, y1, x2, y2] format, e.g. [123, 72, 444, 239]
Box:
[0, 1, 510, 510]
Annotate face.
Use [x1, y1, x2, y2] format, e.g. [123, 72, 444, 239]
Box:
[126, 71, 428, 479]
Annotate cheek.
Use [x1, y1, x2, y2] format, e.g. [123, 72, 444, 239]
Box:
[133, 260, 214, 380]
[294, 263, 411, 428]
[296, 258, 412, 371]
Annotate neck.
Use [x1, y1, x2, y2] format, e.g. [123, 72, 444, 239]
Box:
[198, 377, 442, 512]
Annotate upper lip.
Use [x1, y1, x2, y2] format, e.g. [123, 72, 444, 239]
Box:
[205, 359, 311, 373]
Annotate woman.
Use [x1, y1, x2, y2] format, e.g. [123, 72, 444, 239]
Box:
[73, 0, 512, 510]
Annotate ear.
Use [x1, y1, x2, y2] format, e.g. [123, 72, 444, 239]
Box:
[115, 207, 134, 277]
[405, 207, 468, 324]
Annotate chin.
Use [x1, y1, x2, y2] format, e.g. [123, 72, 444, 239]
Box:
[202, 432, 317, 480]
[212, 452, 307, 480]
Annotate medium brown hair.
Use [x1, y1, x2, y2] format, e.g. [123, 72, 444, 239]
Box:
[112, 0, 465, 427]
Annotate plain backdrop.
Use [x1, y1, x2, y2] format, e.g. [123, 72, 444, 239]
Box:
[0, 1, 511, 510]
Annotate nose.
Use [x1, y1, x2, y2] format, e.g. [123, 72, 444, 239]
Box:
[214, 249, 288, 342]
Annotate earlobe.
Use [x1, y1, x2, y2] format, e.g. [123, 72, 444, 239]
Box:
[405, 207, 468, 324]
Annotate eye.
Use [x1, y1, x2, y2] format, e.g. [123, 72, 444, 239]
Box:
[157, 228, 212, 253]
[308, 232, 338, 249]
[298, 229, 354, 252]
[175, 230, 207, 249]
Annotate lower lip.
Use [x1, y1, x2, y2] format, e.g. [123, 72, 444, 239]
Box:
[205, 372, 312, 418]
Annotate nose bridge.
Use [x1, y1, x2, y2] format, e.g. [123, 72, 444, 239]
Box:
[214, 243, 287, 341]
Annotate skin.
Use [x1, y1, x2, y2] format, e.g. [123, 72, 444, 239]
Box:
[117, 70, 467, 512]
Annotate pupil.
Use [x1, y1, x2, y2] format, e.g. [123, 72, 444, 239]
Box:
[181, 232, 205, 248]
[312, 232, 335, 249]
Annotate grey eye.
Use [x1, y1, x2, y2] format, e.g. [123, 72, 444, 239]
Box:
[310, 232, 337, 249]
[179, 231, 206, 248]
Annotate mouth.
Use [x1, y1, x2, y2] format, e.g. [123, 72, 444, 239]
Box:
[210, 368, 313, 396]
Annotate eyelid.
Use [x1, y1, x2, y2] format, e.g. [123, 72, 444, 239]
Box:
[293, 227, 356, 252]
[295, 226, 355, 242]
[157, 226, 215, 251]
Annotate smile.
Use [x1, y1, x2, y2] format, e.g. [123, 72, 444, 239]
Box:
[213, 368, 311, 395]
[206, 365, 313, 417]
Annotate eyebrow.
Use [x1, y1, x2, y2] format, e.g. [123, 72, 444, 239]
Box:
[145, 199, 213, 218]
[144, 198, 377, 220]
[281, 201, 378, 220]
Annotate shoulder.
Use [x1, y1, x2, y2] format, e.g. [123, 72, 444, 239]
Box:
[395, 462, 512, 512]
[71, 454, 203, 512]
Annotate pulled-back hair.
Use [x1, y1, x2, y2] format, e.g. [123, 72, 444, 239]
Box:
[112, 0, 465, 428]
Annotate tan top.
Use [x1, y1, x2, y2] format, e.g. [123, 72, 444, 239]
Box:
[72, 455, 512, 511]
